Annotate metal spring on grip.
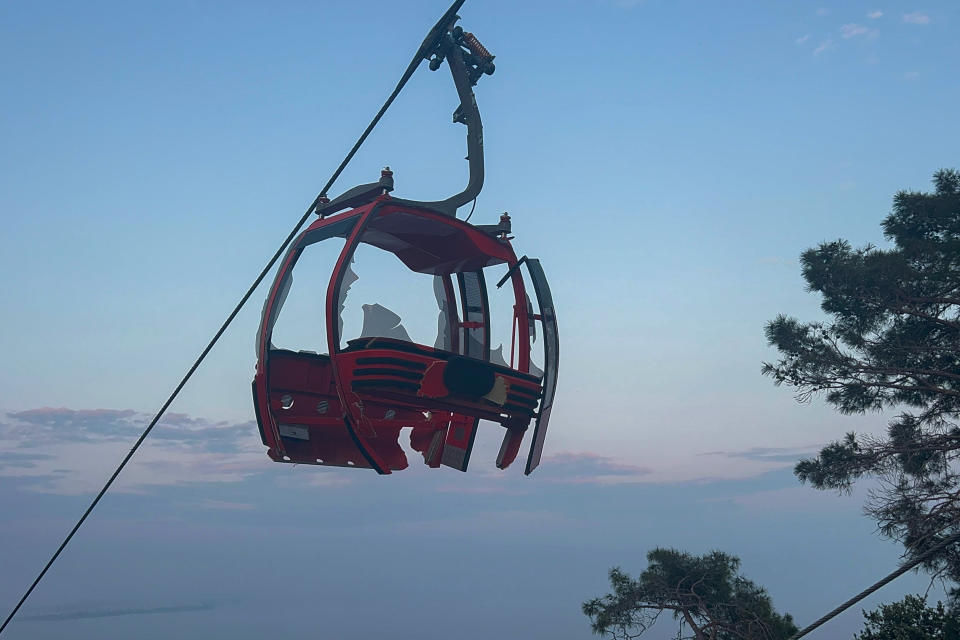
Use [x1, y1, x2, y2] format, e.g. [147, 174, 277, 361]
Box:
[462, 32, 493, 60]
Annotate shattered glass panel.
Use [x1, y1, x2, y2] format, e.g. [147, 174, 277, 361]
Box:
[337, 262, 358, 341]
[484, 262, 522, 370]
[486, 262, 545, 376]
[433, 276, 453, 351]
[458, 271, 489, 361]
[338, 242, 446, 349]
[360, 303, 412, 342]
[511, 269, 546, 379]
[523, 257, 558, 474]
[526, 258, 558, 407]
[267, 272, 293, 350]
[269, 237, 347, 355]
[528, 358, 544, 379]
[526, 292, 537, 345]
[540, 309, 557, 405]
[265, 217, 357, 355]
[489, 343, 509, 368]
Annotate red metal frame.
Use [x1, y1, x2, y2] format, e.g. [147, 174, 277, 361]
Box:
[253, 196, 546, 474]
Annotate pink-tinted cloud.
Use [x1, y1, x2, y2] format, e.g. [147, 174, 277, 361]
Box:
[698, 445, 818, 464]
[0, 407, 265, 494]
[158, 412, 207, 427]
[538, 451, 654, 485]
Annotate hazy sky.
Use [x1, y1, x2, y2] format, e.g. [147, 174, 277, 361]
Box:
[1, 1, 958, 638]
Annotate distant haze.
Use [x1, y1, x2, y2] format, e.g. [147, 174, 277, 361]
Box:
[2, 0, 958, 638]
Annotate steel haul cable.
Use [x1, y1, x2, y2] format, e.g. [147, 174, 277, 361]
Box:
[0, 1, 466, 635]
[789, 529, 960, 639]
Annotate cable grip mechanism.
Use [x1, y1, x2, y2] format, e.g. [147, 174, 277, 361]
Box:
[427, 21, 495, 86]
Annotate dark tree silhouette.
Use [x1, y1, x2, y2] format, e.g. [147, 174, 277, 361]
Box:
[582, 548, 796, 640]
[855, 594, 960, 640]
[764, 168, 960, 594]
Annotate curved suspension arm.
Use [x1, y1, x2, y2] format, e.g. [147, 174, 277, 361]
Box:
[315, 1, 494, 220]
[409, 34, 486, 216]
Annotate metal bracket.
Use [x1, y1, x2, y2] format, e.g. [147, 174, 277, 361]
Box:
[314, 168, 394, 218]
[496, 255, 528, 289]
[393, 19, 495, 217]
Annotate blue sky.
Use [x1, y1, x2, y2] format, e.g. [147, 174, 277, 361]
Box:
[1, 1, 958, 638]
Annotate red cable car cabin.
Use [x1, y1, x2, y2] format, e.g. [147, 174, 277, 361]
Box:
[253, 12, 557, 475]
[252, 196, 558, 475]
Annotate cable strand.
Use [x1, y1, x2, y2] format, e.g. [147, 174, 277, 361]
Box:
[789, 530, 960, 639]
[0, 203, 315, 637]
[464, 196, 477, 222]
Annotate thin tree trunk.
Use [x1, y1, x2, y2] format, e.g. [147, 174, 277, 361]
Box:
[681, 609, 707, 640]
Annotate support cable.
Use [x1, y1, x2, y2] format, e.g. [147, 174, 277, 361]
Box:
[790, 530, 960, 639]
[0, 202, 313, 638]
[0, 2, 466, 633]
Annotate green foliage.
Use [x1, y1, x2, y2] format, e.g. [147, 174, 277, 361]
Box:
[855, 594, 960, 640]
[583, 548, 796, 640]
[763, 169, 960, 595]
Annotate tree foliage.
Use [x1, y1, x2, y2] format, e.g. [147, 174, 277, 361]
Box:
[764, 169, 960, 592]
[855, 594, 960, 640]
[582, 548, 796, 640]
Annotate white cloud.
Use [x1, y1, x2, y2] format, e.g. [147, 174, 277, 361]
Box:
[795, 34, 811, 44]
[867, 10, 884, 19]
[813, 38, 835, 55]
[903, 12, 930, 24]
[840, 23, 871, 38]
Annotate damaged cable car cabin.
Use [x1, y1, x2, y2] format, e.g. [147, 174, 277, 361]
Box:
[252, 14, 558, 475]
